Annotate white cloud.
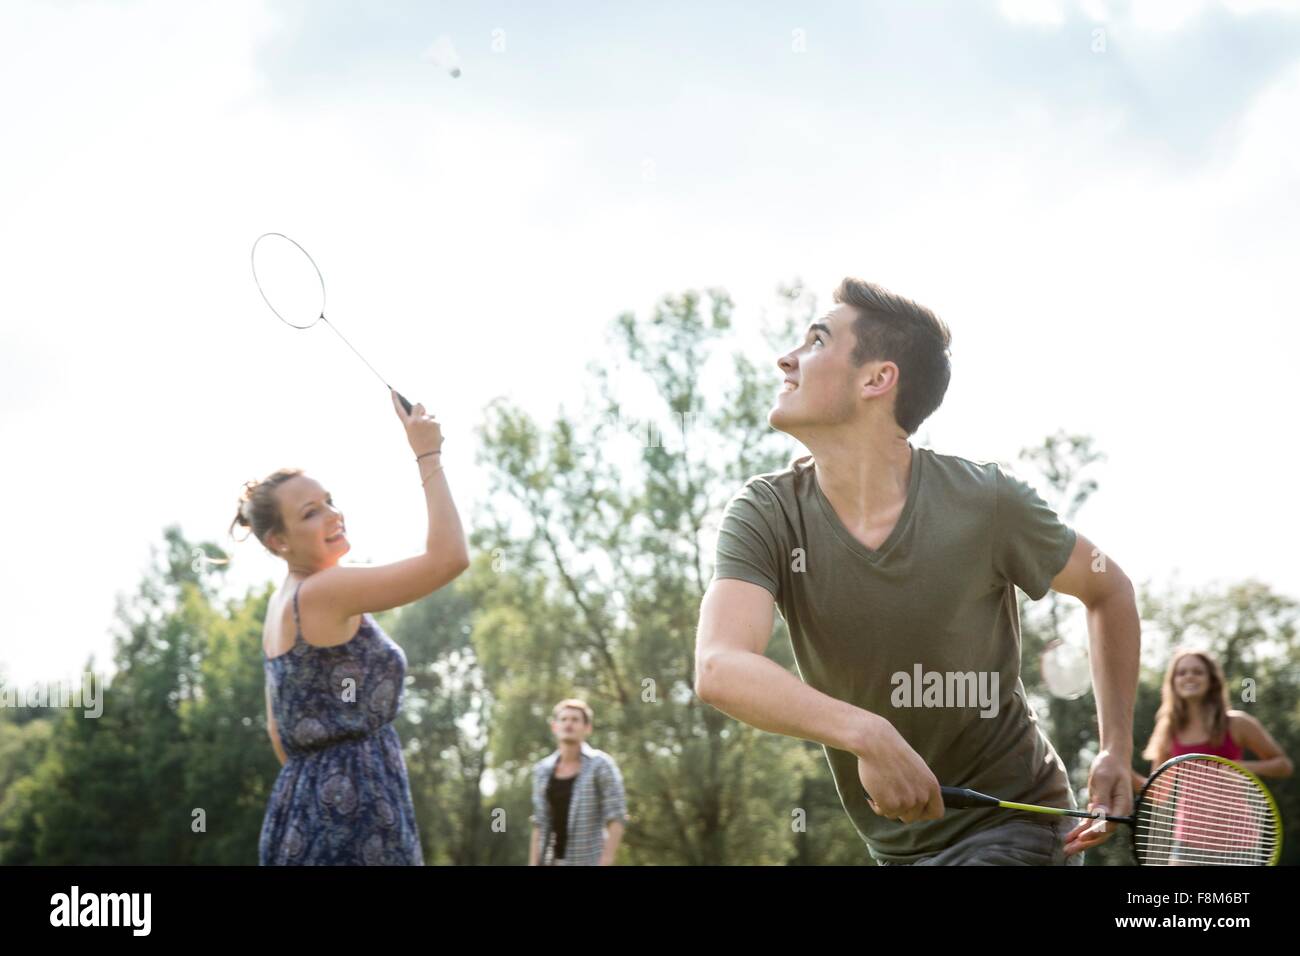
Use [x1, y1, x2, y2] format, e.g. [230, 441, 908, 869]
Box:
[1222, 0, 1300, 14]
[1079, 0, 1113, 21]
[999, 0, 1070, 26]
[1129, 0, 1214, 31]
[998, 0, 1300, 31]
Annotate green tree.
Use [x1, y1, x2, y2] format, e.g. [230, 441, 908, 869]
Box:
[382, 583, 521, 864]
[0, 700, 56, 864]
[9, 526, 278, 864]
[181, 581, 283, 864]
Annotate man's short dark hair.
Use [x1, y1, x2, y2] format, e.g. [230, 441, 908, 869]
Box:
[834, 277, 953, 436]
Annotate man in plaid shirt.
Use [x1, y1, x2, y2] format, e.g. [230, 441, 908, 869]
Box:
[529, 699, 627, 866]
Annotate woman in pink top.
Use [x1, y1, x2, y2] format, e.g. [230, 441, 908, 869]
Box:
[1132, 649, 1292, 864]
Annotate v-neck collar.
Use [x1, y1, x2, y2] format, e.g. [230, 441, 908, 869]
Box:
[809, 442, 922, 564]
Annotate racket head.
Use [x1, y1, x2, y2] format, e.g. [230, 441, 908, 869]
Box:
[1131, 753, 1283, 866]
[251, 232, 327, 329]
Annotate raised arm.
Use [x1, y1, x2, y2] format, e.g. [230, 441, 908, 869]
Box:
[305, 390, 470, 621]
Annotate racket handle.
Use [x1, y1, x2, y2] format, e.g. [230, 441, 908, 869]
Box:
[395, 391, 413, 414]
[940, 787, 1002, 809]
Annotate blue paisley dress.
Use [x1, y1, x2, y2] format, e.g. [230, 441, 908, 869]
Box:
[259, 581, 424, 865]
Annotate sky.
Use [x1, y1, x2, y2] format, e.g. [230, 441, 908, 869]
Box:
[2, 0, 1298, 686]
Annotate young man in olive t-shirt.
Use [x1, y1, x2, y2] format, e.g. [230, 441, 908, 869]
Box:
[694, 278, 1141, 865]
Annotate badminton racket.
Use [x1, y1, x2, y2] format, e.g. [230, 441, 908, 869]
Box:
[250, 232, 416, 414]
[914, 753, 1282, 866]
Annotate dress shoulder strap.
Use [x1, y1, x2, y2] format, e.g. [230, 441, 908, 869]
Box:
[292, 581, 304, 642]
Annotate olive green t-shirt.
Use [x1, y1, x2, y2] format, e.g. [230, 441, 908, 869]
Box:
[711, 444, 1078, 864]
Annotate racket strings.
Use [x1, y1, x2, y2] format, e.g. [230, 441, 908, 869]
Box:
[1134, 759, 1278, 865]
[251, 232, 406, 400]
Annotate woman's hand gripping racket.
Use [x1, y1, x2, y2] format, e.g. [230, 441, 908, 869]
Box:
[251, 232, 417, 414]
[391, 389, 443, 460]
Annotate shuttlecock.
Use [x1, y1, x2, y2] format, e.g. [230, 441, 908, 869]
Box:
[1041, 636, 1092, 700]
[425, 35, 461, 78]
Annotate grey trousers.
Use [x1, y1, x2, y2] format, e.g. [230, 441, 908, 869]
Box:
[874, 817, 1085, 866]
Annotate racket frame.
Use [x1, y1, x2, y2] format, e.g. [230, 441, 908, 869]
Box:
[1128, 752, 1283, 867]
[250, 232, 327, 329]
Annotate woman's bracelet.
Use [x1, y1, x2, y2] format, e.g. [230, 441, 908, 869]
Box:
[421, 463, 444, 487]
[416, 449, 442, 462]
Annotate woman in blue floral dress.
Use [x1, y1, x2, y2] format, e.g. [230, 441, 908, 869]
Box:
[230, 390, 469, 865]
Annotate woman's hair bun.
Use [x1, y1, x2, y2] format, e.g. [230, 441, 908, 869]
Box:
[233, 481, 258, 528]
[228, 468, 304, 545]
